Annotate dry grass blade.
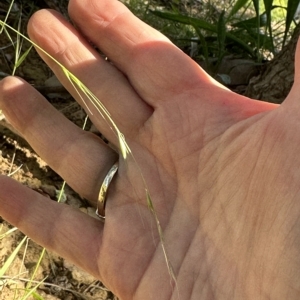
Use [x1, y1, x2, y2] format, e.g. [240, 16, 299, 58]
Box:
[0, 226, 18, 239]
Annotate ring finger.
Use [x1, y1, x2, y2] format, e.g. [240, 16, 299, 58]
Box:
[0, 76, 118, 203]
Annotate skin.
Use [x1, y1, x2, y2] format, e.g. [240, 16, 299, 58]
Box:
[1, 0, 300, 299]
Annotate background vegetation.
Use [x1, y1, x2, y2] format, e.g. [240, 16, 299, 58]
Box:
[124, 0, 299, 73]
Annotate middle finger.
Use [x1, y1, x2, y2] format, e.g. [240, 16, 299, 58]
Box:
[27, 9, 152, 145]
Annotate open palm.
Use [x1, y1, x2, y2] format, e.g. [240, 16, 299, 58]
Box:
[1, 0, 300, 299]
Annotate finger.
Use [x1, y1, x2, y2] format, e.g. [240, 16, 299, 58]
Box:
[0, 76, 117, 202]
[0, 175, 102, 279]
[68, 0, 214, 105]
[27, 9, 152, 144]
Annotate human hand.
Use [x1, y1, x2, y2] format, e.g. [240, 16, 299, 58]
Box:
[1, 0, 300, 299]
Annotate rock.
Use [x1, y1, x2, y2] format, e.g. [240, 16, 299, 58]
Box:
[40, 184, 57, 199]
[44, 75, 63, 88]
[198, 55, 260, 86]
[216, 56, 260, 86]
[66, 195, 83, 209]
[79, 207, 88, 214]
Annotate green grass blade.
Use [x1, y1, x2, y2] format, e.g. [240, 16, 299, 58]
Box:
[3, 26, 15, 50]
[252, 0, 259, 16]
[14, 45, 33, 69]
[0, 236, 27, 277]
[263, 0, 274, 16]
[217, 11, 226, 69]
[150, 10, 215, 31]
[12, 11, 22, 76]
[283, 0, 299, 46]
[22, 277, 46, 300]
[150, 10, 255, 57]
[263, 0, 275, 53]
[26, 248, 46, 290]
[252, 0, 260, 56]
[227, 0, 250, 21]
[218, 10, 226, 50]
[232, 12, 268, 28]
[56, 181, 67, 203]
[0, 0, 15, 34]
[28, 291, 44, 300]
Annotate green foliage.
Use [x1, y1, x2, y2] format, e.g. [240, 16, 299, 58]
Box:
[150, 9, 255, 57]
[217, 10, 226, 70]
[125, 0, 299, 72]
